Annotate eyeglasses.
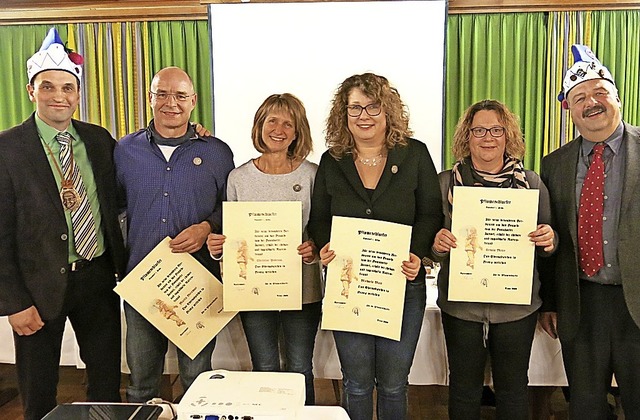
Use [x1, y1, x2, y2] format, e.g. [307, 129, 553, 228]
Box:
[470, 126, 505, 138]
[150, 91, 195, 102]
[346, 103, 382, 117]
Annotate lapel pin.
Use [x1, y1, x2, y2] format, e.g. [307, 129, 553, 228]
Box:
[391, 165, 398, 174]
[193, 157, 202, 166]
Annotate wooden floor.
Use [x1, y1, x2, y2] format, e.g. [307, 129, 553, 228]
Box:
[0, 363, 579, 419]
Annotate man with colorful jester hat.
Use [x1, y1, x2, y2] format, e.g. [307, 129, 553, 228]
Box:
[539, 44, 640, 419]
[0, 28, 126, 420]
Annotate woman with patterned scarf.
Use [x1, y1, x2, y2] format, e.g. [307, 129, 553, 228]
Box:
[430, 100, 557, 419]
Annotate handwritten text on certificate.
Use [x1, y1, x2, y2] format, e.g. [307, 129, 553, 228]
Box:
[223, 201, 302, 311]
[322, 216, 412, 341]
[448, 186, 539, 305]
[114, 237, 236, 360]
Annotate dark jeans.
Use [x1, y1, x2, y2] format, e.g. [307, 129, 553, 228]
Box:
[14, 255, 121, 420]
[240, 301, 322, 405]
[442, 311, 537, 420]
[333, 280, 426, 420]
[561, 281, 640, 420]
[124, 302, 216, 403]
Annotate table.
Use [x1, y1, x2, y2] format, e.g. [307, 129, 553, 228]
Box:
[0, 282, 568, 386]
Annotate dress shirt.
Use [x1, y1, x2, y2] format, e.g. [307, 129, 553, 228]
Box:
[36, 114, 106, 263]
[575, 123, 625, 284]
[115, 127, 234, 272]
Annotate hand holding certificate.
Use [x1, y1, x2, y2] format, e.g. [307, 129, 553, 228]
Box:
[114, 237, 236, 360]
[222, 201, 302, 311]
[322, 216, 412, 341]
[448, 186, 539, 304]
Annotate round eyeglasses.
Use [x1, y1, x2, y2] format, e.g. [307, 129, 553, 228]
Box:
[346, 103, 382, 117]
[470, 126, 505, 138]
[150, 91, 195, 102]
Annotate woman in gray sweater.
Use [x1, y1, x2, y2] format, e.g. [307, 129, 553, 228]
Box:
[207, 94, 322, 404]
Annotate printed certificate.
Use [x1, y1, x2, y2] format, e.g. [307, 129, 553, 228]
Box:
[222, 201, 302, 311]
[448, 186, 539, 305]
[114, 237, 236, 360]
[322, 216, 412, 341]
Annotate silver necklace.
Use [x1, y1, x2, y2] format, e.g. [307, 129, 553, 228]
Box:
[358, 153, 385, 167]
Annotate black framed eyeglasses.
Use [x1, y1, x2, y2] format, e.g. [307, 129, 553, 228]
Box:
[150, 91, 195, 102]
[470, 126, 505, 138]
[346, 103, 382, 117]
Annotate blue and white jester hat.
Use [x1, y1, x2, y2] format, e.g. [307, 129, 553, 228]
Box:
[26, 27, 83, 84]
[558, 44, 617, 104]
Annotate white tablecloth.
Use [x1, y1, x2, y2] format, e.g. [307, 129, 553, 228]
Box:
[0, 282, 568, 386]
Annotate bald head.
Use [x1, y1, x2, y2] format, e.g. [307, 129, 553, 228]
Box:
[149, 66, 197, 138]
[151, 67, 194, 93]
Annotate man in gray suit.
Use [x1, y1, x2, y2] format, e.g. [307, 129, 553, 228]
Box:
[539, 45, 640, 419]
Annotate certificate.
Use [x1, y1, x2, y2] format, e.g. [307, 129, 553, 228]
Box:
[322, 216, 412, 341]
[448, 186, 539, 305]
[114, 237, 237, 360]
[222, 201, 302, 311]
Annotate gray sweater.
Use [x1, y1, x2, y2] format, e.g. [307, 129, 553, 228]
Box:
[226, 159, 323, 304]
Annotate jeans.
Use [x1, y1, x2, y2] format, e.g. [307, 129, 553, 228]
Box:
[240, 301, 322, 405]
[442, 311, 537, 420]
[333, 280, 426, 420]
[124, 302, 216, 402]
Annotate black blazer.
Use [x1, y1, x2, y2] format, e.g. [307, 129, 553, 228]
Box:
[539, 122, 640, 341]
[0, 113, 126, 320]
[308, 138, 443, 280]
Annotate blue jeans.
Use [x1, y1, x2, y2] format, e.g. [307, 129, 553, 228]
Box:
[441, 311, 537, 420]
[240, 301, 322, 405]
[124, 302, 216, 402]
[333, 280, 426, 420]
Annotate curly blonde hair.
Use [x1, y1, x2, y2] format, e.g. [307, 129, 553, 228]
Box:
[325, 73, 412, 158]
[251, 93, 313, 160]
[451, 99, 525, 162]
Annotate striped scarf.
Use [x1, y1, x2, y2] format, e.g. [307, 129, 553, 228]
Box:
[447, 156, 530, 214]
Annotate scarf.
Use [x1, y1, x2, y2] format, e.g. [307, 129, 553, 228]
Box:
[447, 156, 530, 215]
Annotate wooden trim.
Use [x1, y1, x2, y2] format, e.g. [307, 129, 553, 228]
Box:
[0, 1, 208, 25]
[1, 0, 639, 24]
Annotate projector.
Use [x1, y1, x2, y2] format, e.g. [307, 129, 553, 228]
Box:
[179, 370, 305, 420]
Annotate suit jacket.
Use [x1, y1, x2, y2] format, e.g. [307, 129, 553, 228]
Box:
[308, 138, 443, 280]
[539, 122, 640, 341]
[0, 113, 126, 320]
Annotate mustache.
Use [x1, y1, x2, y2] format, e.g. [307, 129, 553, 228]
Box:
[583, 104, 606, 118]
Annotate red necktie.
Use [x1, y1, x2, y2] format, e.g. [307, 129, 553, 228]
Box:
[578, 142, 606, 276]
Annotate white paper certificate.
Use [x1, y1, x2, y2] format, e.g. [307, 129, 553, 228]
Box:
[322, 216, 412, 341]
[222, 201, 302, 311]
[114, 237, 237, 360]
[448, 186, 539, 305]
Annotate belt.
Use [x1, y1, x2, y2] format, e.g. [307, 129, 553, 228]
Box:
[70, 254, 105, 272]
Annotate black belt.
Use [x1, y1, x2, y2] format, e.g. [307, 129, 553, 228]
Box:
[70, 254, 105, 272]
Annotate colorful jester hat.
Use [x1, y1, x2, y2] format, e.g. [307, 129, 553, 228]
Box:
[26, 27, 84, 84]
[557, 44, 617, 106]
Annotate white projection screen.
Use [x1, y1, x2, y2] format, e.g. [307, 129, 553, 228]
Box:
[208, 0, 446, 170]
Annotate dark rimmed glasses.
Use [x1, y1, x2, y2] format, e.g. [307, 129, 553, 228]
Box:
[470, 126, 505, 138]
[346, 103, 382, 117]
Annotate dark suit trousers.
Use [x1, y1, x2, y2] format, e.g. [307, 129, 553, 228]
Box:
[13, 255, 122, 420]
[561, 280, 640, 420]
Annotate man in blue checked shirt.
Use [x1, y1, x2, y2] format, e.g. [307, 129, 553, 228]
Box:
[114, 66, 234, 403]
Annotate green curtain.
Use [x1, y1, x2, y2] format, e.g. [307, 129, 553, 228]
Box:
[0, 25, 68, 130]
[445, 13, 547, 171]
[590, 10, 640, 126]
[1, 12, 638, 162]
[0, 21, 212, 139]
